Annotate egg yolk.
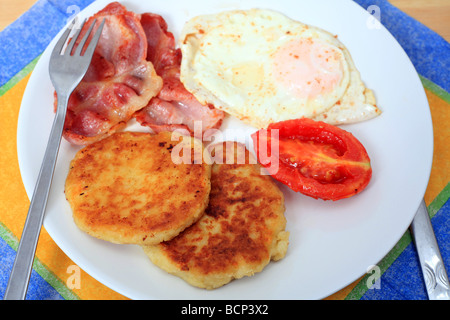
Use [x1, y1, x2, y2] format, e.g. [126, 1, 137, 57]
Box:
[273, 38, 344, 99]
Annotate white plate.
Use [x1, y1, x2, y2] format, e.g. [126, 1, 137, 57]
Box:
[17, 0, 433, 299]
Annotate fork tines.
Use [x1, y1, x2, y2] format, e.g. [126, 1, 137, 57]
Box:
[53, 17, 105, 57]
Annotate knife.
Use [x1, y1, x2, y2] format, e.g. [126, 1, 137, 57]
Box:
[410, 199, 450, 300]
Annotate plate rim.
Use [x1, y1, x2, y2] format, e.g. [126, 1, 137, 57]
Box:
[16, 0, 434, 300]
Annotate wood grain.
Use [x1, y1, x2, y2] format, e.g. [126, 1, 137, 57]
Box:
[0, 0, 35, 31]
[389, 0, 450, 42]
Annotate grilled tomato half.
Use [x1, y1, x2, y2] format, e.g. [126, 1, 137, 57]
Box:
[251, 118, 372, 201]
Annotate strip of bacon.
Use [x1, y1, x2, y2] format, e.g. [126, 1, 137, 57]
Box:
[57, 2, 163, 145]
[133, 13, 225, 139]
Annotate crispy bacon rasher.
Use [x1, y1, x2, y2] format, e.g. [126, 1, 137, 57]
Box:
[56, 2, 225, 145]
[57, 2, 162, 145]
[133, 13, 225, 139]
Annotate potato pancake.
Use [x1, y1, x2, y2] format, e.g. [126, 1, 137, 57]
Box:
[142, 142, 289, 289]
[65, 131, 211, 245]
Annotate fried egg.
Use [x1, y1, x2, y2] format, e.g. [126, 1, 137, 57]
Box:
[179, 9, 381, 128]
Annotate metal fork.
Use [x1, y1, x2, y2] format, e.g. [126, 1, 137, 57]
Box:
[3, 18, 105, 300]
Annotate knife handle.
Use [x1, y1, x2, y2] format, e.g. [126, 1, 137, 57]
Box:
[410, 199, 450, 300]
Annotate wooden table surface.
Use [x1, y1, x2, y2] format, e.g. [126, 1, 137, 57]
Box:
[0, 0, 449, 42]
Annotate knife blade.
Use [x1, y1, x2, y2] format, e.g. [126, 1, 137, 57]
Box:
[410, 199, 450, 300]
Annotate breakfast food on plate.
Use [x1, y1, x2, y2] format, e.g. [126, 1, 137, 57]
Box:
[57, 2, 225, 145]
[179, 9, 381, 129]
[133, 13, 225, 138]
[251, 118, 372, 201]
[65, 131, 212, 245]
[58, 3, 163, 145]
[142, 142, 289, 289]
[59, 2, 379, 293]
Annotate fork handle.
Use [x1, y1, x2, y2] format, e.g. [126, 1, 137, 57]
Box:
[4, 95, 69, 300]
[410, 199, 450, 300]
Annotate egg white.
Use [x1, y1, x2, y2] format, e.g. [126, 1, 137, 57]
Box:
[179, 9, 380, 128]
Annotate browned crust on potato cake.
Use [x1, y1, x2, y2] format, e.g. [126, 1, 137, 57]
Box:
[142, 142, 289, 289]
[65, 131, 211, 245]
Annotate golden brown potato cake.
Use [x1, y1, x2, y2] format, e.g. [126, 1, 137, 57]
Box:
[142, 142, 289, 289]
[65, 131, 211, 245]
